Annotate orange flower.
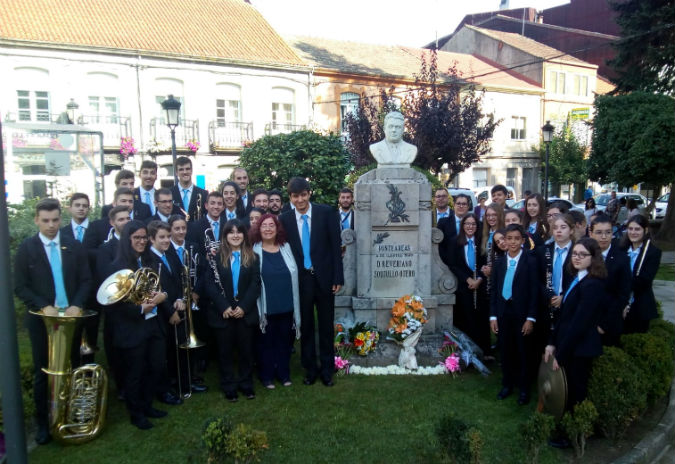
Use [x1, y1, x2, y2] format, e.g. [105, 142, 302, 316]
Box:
[392, 304, 405, 317]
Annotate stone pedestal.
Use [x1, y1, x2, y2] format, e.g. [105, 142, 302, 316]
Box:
[336, 167, 457, 366]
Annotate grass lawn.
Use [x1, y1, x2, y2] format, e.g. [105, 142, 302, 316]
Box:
[23, 337, 564, 464]
[656, 262, 675, 281]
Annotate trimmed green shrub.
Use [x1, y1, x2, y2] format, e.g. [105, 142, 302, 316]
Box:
[519, 411, 555, 464]
[649, 318, 675, 354]
[436, 412, 483, 464]
[224, 423, 268, 464]
[202, 416, 233, 463]
[561, 400, 598, 459]
[587, 346, 647, 440]
[621, 332, 674, 404]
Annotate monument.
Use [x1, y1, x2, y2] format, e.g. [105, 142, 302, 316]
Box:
[336, 112, 457, 366]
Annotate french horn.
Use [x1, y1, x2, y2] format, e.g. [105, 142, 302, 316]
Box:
[96, 267, 160, 306]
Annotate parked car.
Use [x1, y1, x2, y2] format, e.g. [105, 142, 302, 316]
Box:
[652, 193, 669, 222]
[512, 197, 582, 212]
[473, 185, 517, 207]
[448, 188, 478, 211]
[587, 192, 649, 214]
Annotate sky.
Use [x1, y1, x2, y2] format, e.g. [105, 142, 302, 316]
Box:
[252, 0, 570, 48]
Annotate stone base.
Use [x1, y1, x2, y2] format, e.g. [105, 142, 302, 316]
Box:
[347, 333, 445, 367]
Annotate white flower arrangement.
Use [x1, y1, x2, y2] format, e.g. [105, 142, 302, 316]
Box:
[349, 364, 448, 376]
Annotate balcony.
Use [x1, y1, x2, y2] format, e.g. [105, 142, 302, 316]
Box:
[208, 120, 253, 151]
[264, 122, 306, 136]
[79, 115, 131, 148]
[149, 118, 199, 153]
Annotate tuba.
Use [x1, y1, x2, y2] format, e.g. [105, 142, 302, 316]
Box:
[96, 267, 160, 306]
[31, 310, 108, 444]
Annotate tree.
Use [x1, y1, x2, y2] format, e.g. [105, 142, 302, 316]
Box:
[239, 130, 350, 206]
[535, 119, 588, 201]
[343, 50, 499, 176]
[588, 92, 675, 242]
[608, 0, 675, 95]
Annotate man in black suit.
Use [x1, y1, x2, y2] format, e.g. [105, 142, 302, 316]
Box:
[250, 188, 269, 213]
[14, 198, 92, 445]
[268, 189, 284, 216]
[85, 188, 148, 250]
[438, 193, 471, 266]
[232, 167, 252, 214]
[279, 177, 343, 387]
[145, 188, 175, 224]
[61, 192, 90, 243]
[100, 169, 152, 221]
[338, 187, 354, 231]
[172, 156, 208, 222]
[590, 215, 631, 344]
[431, 187, 451, 227]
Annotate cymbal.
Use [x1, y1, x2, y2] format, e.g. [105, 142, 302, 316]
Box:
[537, 357, 568, 420]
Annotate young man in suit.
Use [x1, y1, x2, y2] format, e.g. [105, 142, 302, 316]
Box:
[232, 167, 251, 213]
[590, 214, 632, 345]
[431, 187, 451, 227]
[279, 177, 343, 387]
[14, 198, 92, 445]
[268, 189, 284, 216]
[172, 156, 208, 221]
[438, 193, 471, 267]
[136, 160, 158, 215]
[100, 170, 152, 221]
[61, 192, 90, 243]
[490, 224, 539, 405]
[146, 188, 175, 223]
[250, 188, 269, 213]
[491, 184, 508, 209]
[338, 187, 354, 231]
[84, 188, 139, 250]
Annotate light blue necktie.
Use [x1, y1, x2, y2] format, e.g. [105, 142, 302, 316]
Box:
[467, 238, 475, 271]
[455, 218, 460, 234]
[341, 212, 349, 230]
[212, 221, 220, 241]
[529, 222, 536, 234]
[160, 254, 171, 273]
[438, 211, 448, 222]
[241, 194, 247, 208]
[145, 191, 155, 215]
[301, 214, 312, 270]
[502, 258, 516, 300]
[182, 189, 190, 212]
[553, 247, 565, 295]
[227, 211, 236, 220]
[489, 230, 494, 247]
[563, 275, 579, 302]
[232, 251, 240, 298]
[76, 225, 84, 243]
[48, 242, 69, 308]
[628, 248, 640, 271]
[177, 246, 184, 265]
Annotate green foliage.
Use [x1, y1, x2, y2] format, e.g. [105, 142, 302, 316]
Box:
[588, 92, 675, 188]
[8, 198, 41, 257]
[620, 332, 674, 404]
[648, 318, 675, 353]
[561, 400, 599, 459]
[224, 423, 269, 464]
[535, 119, 587, 186]
[239, 130, 350, 206]
[608, 0, 675, 95]
[345, 163, 377, 191]
[202, 416, 233, 463]
[436, 412, 483, 464]
[587, 346, 647, 440]
[519, 411, 555, 464]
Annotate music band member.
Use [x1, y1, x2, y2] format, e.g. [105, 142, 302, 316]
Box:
[147, 188, 176, 223]
[100, 170, 152, 222]
[14, 198, 92, 444]
[61, 192, 90, 243]
[338, 187, 354, 231]
[171, 156, 208, 222]
[267, 189, 284, 216]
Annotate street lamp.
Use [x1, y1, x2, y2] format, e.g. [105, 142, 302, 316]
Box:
[161, 94, 182, 185]
[542, 120, 555, 202]
[66, 99, 79, 124]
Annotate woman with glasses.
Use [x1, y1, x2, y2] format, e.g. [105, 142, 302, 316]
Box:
[448, 213, 489, 354]
[545, 237, 606, 412]
[250, 213, 300, 389]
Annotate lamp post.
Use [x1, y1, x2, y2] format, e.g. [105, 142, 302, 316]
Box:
[161, 94, 182, 185]
[542, 120, 554, 202]
[66, 98, 79, 124]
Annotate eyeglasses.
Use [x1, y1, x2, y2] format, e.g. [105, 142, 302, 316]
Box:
[131, 235, 148, 241]
[571, 252, 591, 259]
[434, 194, 448, 199]
[455, 202, 468, 207]
[464, 223, 477, 228]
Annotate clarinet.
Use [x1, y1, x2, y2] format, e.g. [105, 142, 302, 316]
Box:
[195, 193, 203, 221]
[625, 239, 651, 317]
[204, 228, 226, 296]
[545, 246, 556, 330]
[473, 239, 478, 310]
[485, 236, 493, 295]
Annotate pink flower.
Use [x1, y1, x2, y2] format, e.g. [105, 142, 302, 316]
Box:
[334, 356, 350, 370]
[444, 354, 460, 373]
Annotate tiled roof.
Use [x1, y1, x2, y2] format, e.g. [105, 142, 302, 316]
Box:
[287, 36, 542, 92]
[0, 0, 305, 67]
[595, 75, 615, 95]
[467, 25, 595, 67]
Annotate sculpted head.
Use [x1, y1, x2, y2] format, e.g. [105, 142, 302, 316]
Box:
[383, 112, 405, 144]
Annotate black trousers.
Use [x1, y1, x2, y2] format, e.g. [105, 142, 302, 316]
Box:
[562, 356, 593, 410]
[103, 309, 125, 392]
[258, 312, 293, 383]
[298, 270, 335, 380]
[166, 319, 195, 394]
[497, 310, 533, 394]
[456, 290, 490, 354]
[213, 321, 254, 392]
[119, 317, 165, 420]
[25, 313, 49, 427]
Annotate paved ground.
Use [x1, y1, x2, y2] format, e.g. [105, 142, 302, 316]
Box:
[655, 251, 674, 323]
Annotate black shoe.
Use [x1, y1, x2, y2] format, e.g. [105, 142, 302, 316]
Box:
[35, 425, 52, 445]
[548, 437, 571, 449]
[190, 383, 208, 393]
[497, 387, 513, 400]
[131, 416, 153, 430]
[144, 407, 168, 418]
[321, 376, 334, 387]
[225, 391, 238, 402]
[303, 376, 317, 386]
[517, 392, 530, 405]
[158, 391, 183, 405]
[241, 389, 256, 400]
[192, 375, 205, 384]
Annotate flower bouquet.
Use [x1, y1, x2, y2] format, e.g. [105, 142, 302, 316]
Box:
[119, 137, 137, 161]
[334, 323, 355, 360]
[438, 332, 461, 377]
[387, 295, 428, 369]
[349, 322, 380, 356]
[334, 355, 350, 376]
[186, 139, 200, 152]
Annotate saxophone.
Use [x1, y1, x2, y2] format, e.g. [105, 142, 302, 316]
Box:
[31, 310, 107, 444]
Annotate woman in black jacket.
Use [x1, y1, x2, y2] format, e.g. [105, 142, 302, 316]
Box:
[205, 219, 261, 402]
[621, 214, 662, 334]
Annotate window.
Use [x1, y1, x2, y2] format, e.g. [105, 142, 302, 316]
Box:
[154, 78, 185, 121]
[506, 168, 517, 188]
[473, 168, 488, 188]
[215, 83, 241, 127]
[340, 92, 359, 133]
[17, 90, 50, 122]
[155, 95, 184, 124]
[271, 87, 295, 127]
[547, 70, 566, 94]
[88, 96, 119, 123]
[510, 116, 526, 140]
[573, 75, 588, 97]
[522, 167, 536, 194]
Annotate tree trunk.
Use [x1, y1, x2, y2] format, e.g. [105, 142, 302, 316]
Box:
[656, 188, 675, 244]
